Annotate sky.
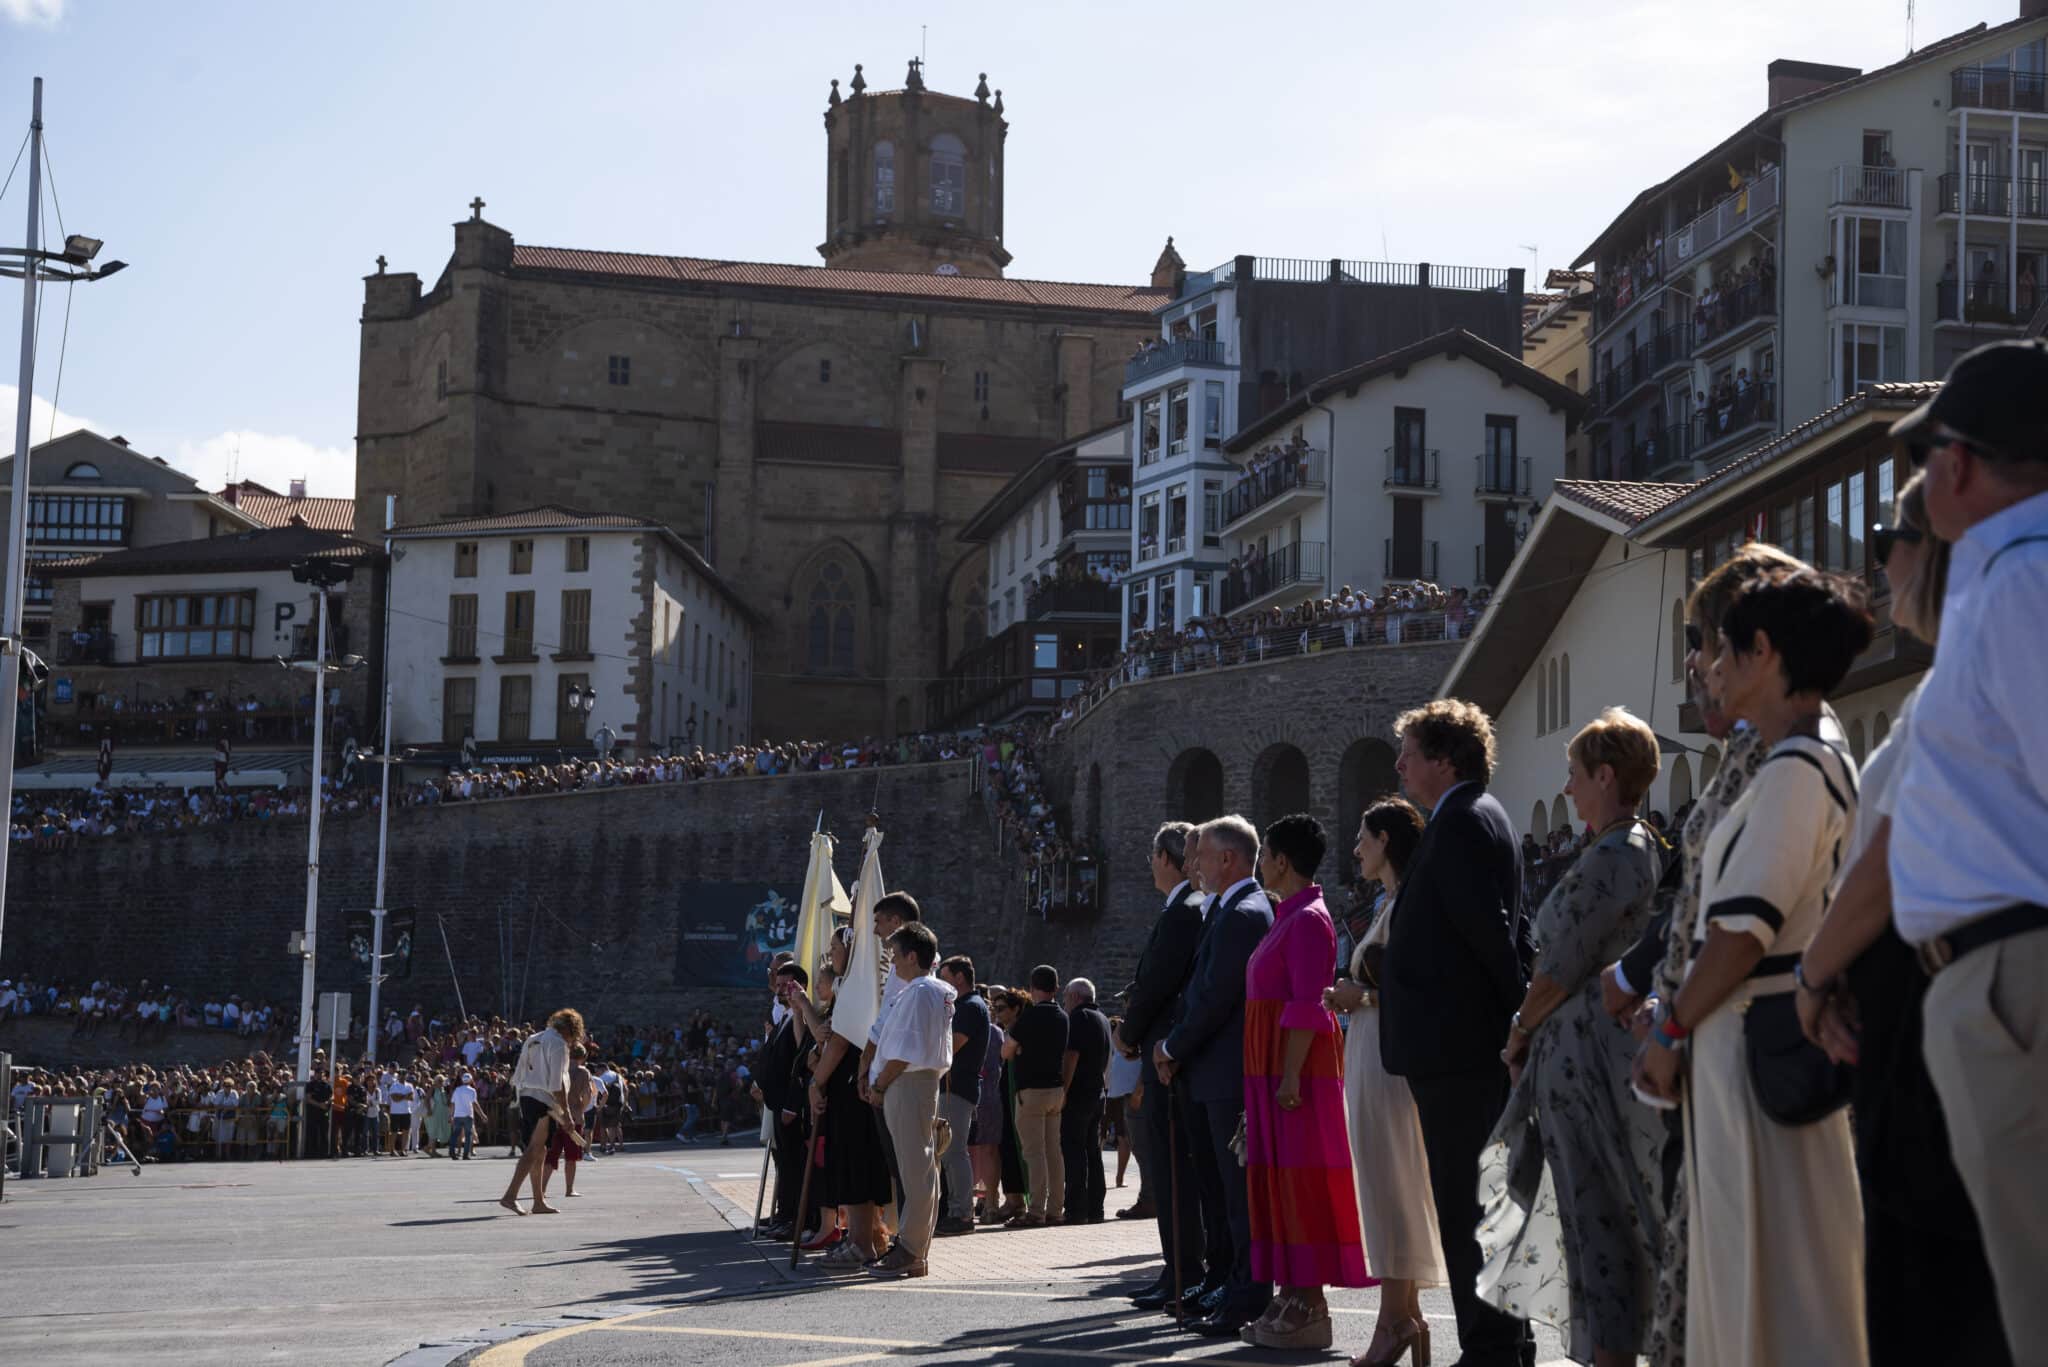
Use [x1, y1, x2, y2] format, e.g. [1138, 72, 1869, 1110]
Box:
[0, 0, 2006, 497]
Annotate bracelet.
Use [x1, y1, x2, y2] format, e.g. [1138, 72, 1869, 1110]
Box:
[1510, 1010, 1535, 1039]
[1650, 999, 1690, 1049]
[1793, 960, 1830, 995]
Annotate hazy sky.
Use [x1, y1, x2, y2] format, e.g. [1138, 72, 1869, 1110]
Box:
[0, 0, 2003, 495]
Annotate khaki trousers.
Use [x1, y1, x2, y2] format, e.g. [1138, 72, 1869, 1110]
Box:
[1014, 1086, 1065, 1221]
[881, 1070, 942, 1259]
[1921, 927, 2048, 1356]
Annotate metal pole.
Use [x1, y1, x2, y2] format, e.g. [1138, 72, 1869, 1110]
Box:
[293, 587, 331, 1122]
[0, 78, 46, 979]
[365, 680, 392, 1061]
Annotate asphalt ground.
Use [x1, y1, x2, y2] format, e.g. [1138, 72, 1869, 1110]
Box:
[0, 1139, 1571, 1366]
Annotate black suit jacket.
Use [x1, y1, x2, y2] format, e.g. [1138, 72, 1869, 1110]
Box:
[1121, 882, 1206, 1084]
[1380, 784, 1529, 1079]
[1164, 880, 1275, 1105]
[757, 1016, 799, 1115]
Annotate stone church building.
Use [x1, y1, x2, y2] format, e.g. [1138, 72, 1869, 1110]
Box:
[355, 61, 1168, 741]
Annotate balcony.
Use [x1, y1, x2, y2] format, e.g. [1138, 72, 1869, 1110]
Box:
[1221, 540, 1326, 614]
[1663, 165, 1781, 275]
[1936, 276, 2037, 326]
[1383, 538, 1440, 583]
[1384, 446, 1441, 492]
[1221, 448, 1327, 536]
[1831, 163, 1910, 210]
[1474, 453, 1532, 500]
[58, 630, 117, 665]
[1693, 277, 1775, 352]
[1591, 323, 1692, 416]
[1950, 65, 2048, 115]
[1692, 378, 1775, 464]
[1125, 335, 1230, 386]
[1025, 579, 1120, 619]
[1936, 172, 2048, 220]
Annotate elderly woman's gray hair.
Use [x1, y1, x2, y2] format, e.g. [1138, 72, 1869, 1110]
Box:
[1063, 977, 1098, 1007]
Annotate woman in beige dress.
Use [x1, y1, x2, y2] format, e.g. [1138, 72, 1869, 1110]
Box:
[1637, 567, 1873, 1367]
[1325, 797, 1445, 1367]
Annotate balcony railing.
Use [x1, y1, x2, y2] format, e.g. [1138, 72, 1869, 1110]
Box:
[1694, 277, 1775, 348]
[1165, 534, 1188, 555]
[1593, 323, 1691, 413]
[1664, 165, 1781, 275]
[1950, 65, 2048, 114]
[1692, 379, 1776, 458]
[1936, 171, 2048, 220]
[1384, 446, 1440, 490]
[1474, 453, 1532, 498]
[58, 630, 117, 665]
[1222, 448, 1327, 526]
[1125, 335, 1229, 385]
[1025, 579, 1120, 619]
[1383, 538, 1440, 583]
[1831, 163, 1909, 209]
[1936, 277, 2039, 324]
[1221, 540, 1326, 613]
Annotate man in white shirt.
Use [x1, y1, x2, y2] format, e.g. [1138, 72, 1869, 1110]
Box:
[461, 1032, 486, 1068]
[866, 920, 955, 1278]
[449, 1073, 479, 1160]
[501, 1008, 582, 1215]
[388, 1075, 417, 1155]
[1884, 339, 2048, 1351]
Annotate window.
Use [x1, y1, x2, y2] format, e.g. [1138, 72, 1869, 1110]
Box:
[501, 590, 535, 658]
[1038, 496, 1050, 547]
[63, 462, 101, 480]
[1560, 654, 1571, 729]
[1031, 633, 1059, 671]
[1203, 381, 1225, 446]
[1138, 394, 1163, 465]
[873, 141, 895, 215]
[1825, 481, 1847, 570]
[1129, 578, 1149, 632]
[1877, 454, 1897, 524]
[499, 676, 532, 742]
[443, 677, 476, 745]
[607, 355, 631, 386]
[436, 359, 448, 400]
[1007, 525, 1017, 573]
[806, 560, 857, 674]
[1846, 469, 1866, 571]
[1839, 323, 1904, 398]
[1537, 665, 1549, 738]
[692, 622, 702, 681]
[818, 358, 831, 384]
[510, 539, 533, 574]
[565, 537, 590, 572]
[1671, 598, 1686, 682]
[454, 541, 477, 578]
[1138, 491, 1162, 561]
[26, 493, 126, 545]
[1166, 483, 1189, 555]
[447, 594, 478, 660]
[974, 370, 990, 403]
[1202, 478, 1222, 547]
[1484, 416, 1519, 492]
[1844, 217, 1908, 307]
[137, 592, 255, 660]
[559, 589, 591, 655]
[930, 133, 965, 216]
[556, 674, 590, 741]
[1166, 384, 1190, 456]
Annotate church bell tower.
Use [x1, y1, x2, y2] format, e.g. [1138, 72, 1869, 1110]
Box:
[819, 59, 1011, 279]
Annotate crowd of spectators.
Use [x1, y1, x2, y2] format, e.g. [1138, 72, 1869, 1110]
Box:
[0, 976, 292, 1047]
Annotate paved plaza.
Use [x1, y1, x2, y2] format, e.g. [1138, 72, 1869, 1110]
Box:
[0, 1141, 1568, 1365]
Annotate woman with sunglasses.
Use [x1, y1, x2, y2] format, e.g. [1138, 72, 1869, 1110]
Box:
[1793, 475, 2012, 1366]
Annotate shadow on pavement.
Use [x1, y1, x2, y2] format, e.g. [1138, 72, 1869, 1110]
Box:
[524, 1226, 798, 1308]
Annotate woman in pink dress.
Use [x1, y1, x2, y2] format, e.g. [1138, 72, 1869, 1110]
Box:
[1241, 813, 1371, 1351]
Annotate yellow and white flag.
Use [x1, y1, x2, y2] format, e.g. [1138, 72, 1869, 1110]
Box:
[791, 827, 850, 981]
[831, 824, 887, 1047]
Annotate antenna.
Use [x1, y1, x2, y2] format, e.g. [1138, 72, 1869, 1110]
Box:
[1906, 0, 1915, 52]
[921, 24, 927, 71]
[1518, 244, 1539, 283]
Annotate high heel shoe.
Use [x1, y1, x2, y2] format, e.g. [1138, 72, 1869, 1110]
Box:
[1349, 1315, 1428, 1367]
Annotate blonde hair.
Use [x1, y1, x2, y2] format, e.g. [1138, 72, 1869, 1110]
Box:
[1568, 706, 1662, 807]
[1687, 542, 1805, 647]
[548, 1008, 585, 1041]
[1893, 472, 1950, 646]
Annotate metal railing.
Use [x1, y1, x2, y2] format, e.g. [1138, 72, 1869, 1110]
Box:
[1594, 323, 1691, 413]
[1474, 453, 1532, 498]
[58, 631, 117, 665]
[1831, 163, 1909, 209]
[1230, 257, 1514, 291]
[45, 708, 318, 747]
[1223, 448, 1327, 525]
[1694, 278, 1774, 348]
[1950, 65, 2048, 114]
[1384, 446, 1440, 490]
[1221, 541, 1326, 613]
[1664, 165, 1781, 274]
[1384, 538, 1440, 582]
[1936, 171, 2048, 220]
[1936, 277, 2038, 323]
[1692, 379, 1775, 458]
[1025, 579, 1120, 618]
[1125, 335, 1229, 385]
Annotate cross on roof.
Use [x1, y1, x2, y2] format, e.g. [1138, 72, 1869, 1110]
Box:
[375, 255, 387, 275]
[470, 196, 485, 220]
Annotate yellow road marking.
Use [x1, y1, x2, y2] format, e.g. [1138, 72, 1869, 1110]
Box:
[469, 1307, 673, 1367]
[607, 1326, 924, 1348]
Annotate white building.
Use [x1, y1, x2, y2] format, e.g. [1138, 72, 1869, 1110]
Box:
[386, 507, 755, 760]
[1215, 330, 1583, 611]
[1576, 7, 2048, 483]
[1437, 384, 1934, 840]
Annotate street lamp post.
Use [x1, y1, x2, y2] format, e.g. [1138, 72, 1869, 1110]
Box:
[358, 683, 406, 1061]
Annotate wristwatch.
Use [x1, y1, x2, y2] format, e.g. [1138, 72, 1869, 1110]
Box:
[1510, 1011, 1534, 1039]
[1793, 960, 1829, 995]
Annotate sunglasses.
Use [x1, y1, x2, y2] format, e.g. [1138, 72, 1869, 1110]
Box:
[1684, 623, 1703, 653]
[1906, 425, 2004, 469]
[1871, 522, 1924, 564]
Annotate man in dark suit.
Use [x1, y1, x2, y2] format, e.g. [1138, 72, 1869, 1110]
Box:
[754, 961, 809, 1239]
[1060, 976, 1112, 1223]
[1155, 814, 1275, 1338]
[1382, 699, 1535, 1367]
[1117, 822, 1207, 1314]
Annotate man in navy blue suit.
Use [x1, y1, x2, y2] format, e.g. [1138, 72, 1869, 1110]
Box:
[1381, 699, 1534, 1367]
[1154, 814, 1274, 1338]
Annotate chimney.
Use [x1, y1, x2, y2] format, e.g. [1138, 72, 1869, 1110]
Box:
[1767, 59, 1861, 108]
[289, 477, 308, 500]
[110, 435, 129, 447]
[222, 484, 238, 506]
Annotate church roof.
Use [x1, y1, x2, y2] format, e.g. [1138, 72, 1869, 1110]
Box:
[510, 246, 1168, 317]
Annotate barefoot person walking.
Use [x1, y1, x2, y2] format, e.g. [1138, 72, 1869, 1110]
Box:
[501, 1008, 583, 1216]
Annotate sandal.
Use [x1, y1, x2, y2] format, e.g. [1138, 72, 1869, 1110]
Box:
[814, 1240, 875, 1273]
[1251, 1296, 1333, 1351]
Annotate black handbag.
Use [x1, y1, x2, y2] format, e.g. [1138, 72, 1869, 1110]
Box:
[1744, 992, 1853, 1126]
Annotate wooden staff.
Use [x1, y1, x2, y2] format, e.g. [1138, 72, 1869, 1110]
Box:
[790, 1121, 820, 1270]
[1167, 1077, 1185, 1321]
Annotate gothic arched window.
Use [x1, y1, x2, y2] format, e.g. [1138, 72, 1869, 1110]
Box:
[873, 142, 896, 216]
[807, 560, 857, 674]
[962, 571, 988, 647]
[930, 134, 965, 216]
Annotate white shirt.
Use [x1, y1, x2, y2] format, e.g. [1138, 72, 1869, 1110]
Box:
[461, 1039, 485, 1065]
[1892, 488, 2048, 942]
[867, 956, 913, 1044]
[451, 1084, 478, 1119]
[1213, 875, 1260, 912]
[388, 1081, 415, 1115]
[869, 973, 957, 1082]
[513, 1028, 571, 1102]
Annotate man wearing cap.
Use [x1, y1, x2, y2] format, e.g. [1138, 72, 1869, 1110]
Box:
[1882, 338, 2048, 1352]
[450, 1072, 478, 1159]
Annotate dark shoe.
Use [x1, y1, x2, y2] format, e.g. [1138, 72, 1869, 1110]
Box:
[934, 1215, 976, 1237]
[1130, 1283, 1174, 1311]
[865, 1244, 928, 1279]
[1190, 1307, 1251, 1338]
[1116, 1200, 1155, 1220]
[1196, 1284, 1229, 1316]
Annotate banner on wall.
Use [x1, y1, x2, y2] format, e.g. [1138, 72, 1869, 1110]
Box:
[673, 882, 802, 989]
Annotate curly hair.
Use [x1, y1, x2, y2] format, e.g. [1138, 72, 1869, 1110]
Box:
[1393, 698, 1498, 783]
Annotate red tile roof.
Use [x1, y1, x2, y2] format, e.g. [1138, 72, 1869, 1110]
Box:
[1552, 479, 1696, 526]
[509, 246, 1168, 316]
[221, 482, 356, 532]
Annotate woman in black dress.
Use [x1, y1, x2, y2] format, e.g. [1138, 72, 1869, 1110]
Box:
[787, 930, 893, 1270]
